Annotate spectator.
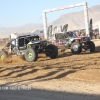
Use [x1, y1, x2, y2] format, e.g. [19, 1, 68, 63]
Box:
[75, 31, 80, 37]
[94, 30, 97, 39]
[81, 31, 85, 36]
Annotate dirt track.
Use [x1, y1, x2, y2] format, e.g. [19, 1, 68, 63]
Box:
[0, 39, 100, 100]
[0, 39, 100, 83]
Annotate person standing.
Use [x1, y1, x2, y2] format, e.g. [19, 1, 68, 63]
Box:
[94, 30, 97, 39]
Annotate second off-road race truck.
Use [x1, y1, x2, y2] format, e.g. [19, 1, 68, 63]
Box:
[47, 24, 95, 54]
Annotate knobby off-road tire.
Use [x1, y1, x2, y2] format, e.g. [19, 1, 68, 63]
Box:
[87, 41, 95, 52]
[46, 44, 58, 59]
[24, 48, 38, 62]
[71, 42, 82, 54]
[0, 50, 8, 60]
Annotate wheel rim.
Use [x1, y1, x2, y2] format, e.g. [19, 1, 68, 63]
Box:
[27, 44, 31, 48]
[0, 55, 4, 60]
[28, 52, 32, 58]
[73, 45, 78, 51]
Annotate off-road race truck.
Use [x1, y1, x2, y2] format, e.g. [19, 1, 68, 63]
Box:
[0, 34, 58, 62]
[47, 24, 95, 54]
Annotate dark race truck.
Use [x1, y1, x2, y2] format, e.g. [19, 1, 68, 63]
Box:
[0, 35, 58, 62]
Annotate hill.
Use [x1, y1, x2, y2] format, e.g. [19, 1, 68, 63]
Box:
[52, 5, 100, 31]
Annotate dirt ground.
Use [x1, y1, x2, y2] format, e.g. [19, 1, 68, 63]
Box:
[0, 39, 100, 100]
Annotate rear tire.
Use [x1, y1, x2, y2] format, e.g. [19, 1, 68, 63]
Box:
[24, 48, 38, 62]
[87, 41, 95, 52]
[46, 44, 58, 59]
[71, 42, 82, 54]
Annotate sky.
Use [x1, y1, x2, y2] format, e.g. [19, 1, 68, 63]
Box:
[0, 0, 100, 27]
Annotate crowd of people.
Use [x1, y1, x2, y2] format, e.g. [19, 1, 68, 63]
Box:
[72, 29, 99, 39]
[73, 30, 86, 37]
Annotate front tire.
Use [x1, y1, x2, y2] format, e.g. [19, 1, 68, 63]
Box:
[24, 48, 38, 62]
[0, 50, 7, 60]
[45, 44, 58, 59]
[71, 42, 82, 54]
